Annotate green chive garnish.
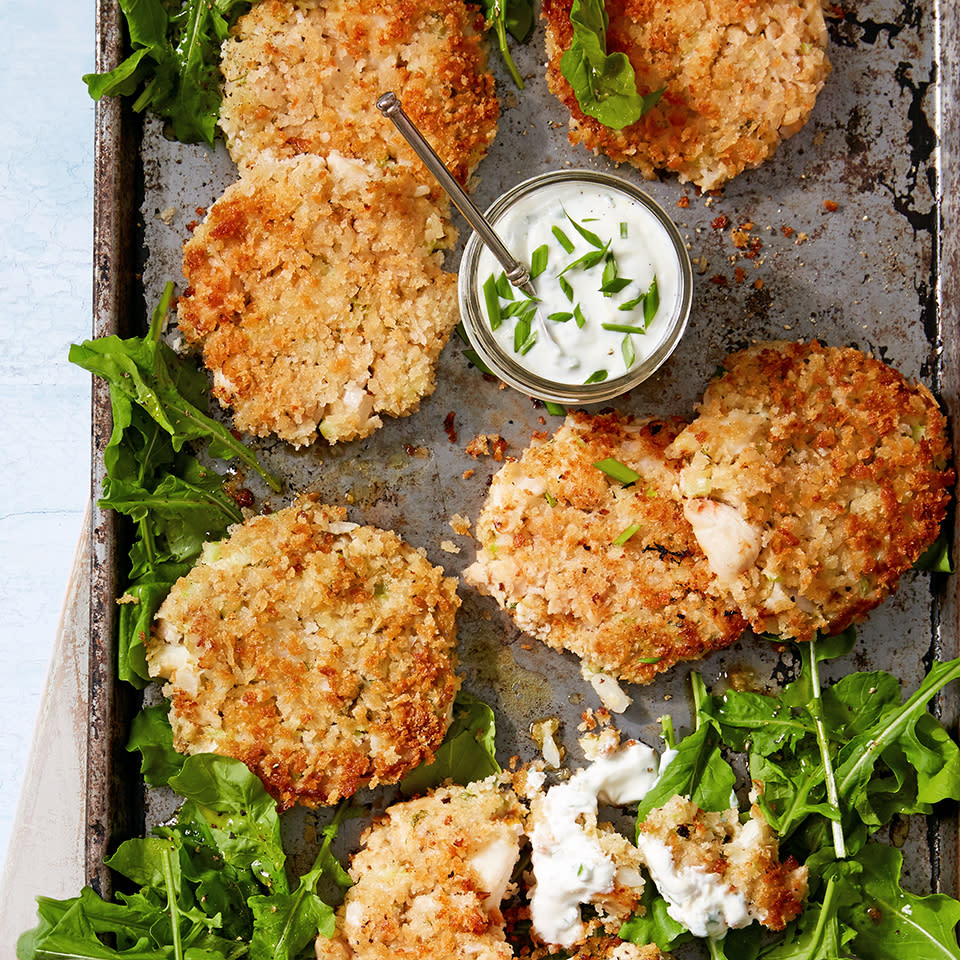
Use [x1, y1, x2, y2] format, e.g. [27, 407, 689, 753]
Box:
[496, 271, 514, 300]
[553, 225, 575, 253]
[621, 334, 635, 369]
[602, 254, 617, 289]
[618, 292, 646, 312]
[531, 244, 549, 279]
[565, 210, 604, 249]
[519, 331, 538, 355]
[559, 242, 610, 276]
[638, 656, 662, 664]
[548, 311, 574, 323]
[544, 491, 558, 507]
[602, 322, 647, 335]
[544, 401, 566, 416]
[558, 275, 575, 301]
[584, 369, 608, 384]
[574, 304, 587, 328]
[593, 457, 639, 484]
[601, 277, 632, 295]
[514, 315, 531, 353]
[620, 222, 628, 239]
[643, 276, 660, 326]
[613, 522, 641, 545]
[483, 274, 501, 330]
[463, 349, 494, 375]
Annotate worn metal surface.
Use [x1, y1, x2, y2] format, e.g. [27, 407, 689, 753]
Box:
[92, 0, 960, 938]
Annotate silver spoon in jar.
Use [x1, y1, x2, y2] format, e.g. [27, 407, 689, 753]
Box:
[376, 91, 574, 365]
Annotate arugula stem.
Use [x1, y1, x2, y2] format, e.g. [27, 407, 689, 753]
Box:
[805, 875, 839, 960]
[805, 636, 847, 859]
[161, 844, 185, 960]
[491, 4, 524, 88]
[690, 672, 708, 731]
[706, 937, 724, 960]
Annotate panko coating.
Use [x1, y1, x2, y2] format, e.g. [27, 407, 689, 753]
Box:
[464, 411, 747, 685]
[542, 0, 831, 189]
[666, 340, 954, 641]
[177, 153, 459, 447]
[219, 0, 499, 198]
[147, 496, 461, 809]
[316, 777, 525, 960]
[636, 795, 807, 937]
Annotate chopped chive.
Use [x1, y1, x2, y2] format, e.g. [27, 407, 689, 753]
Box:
[613, 522, 642, 546]
[643, 276, 660, 326]
[582, 217, 599, 222]
[621, 334, 635, 369]
[518, 330, 538, 355]
[584, 369, 608, 385]
[544, 491, 558, 507]
[602, 322, 647, 334]
[483, 274, 502, 330]
[601, 254, 617, 290]
[463, 348, 494, 375]
[564, 209, 605, 249]
[495, 271, 515, 300]
[601, 277, 633, 295]
[454, 321, 469, 344]
[573, 304, 587, 328]
[544, 401, 566, 416]
[514, 314, 531, 353]
[558, 275, 575, 301]
[593, 457, 640, 484]
[558, 242, 610, 276]
[620, 221, 628, 239]
[618, 292, 646, 312]
[638, 656, 662, 664]
[548, 311, 574, 323]
[552, 225, 575, 253]
[531, 244, 549, 279]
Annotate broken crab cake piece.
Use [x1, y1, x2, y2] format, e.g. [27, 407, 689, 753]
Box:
[463, 411, 747, 686]
[636, 795, 807, 939]
[666, 340, 954, 641]
[147, 496, 460, 810]
[315, 777, 525, 960]
[219, 0, 499, 199]
[541, 0, 830, 190]
[178, 153, 458, 447]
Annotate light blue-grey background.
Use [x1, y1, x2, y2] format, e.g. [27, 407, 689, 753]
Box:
[0, 2, 94, 863]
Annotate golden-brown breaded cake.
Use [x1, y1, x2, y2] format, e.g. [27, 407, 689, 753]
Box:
[177, 153, 458, 447]
[636, 795, 807, 937]
[666, 340, 954, 641]
[147, 496, 460, 809]
[528, 937, 667, 960]
[542, 0, 831, 189]
[463, 411, 747, 685]
[316, 777, 525, 960]
[219, 0, 499, 197]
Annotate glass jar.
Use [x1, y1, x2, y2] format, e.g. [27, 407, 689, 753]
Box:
[457, 169, 693, 404]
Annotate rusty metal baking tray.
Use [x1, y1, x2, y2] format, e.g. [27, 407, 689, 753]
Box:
[87, 0, 960, 936]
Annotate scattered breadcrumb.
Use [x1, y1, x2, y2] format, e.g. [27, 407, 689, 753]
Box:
[467, 433, 509, 460]
[450, 513, 472, 536]
[440, 540, 461, 554]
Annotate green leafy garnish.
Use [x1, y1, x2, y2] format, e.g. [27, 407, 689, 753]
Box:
[548, 311, 574, 323]
[643, 275, 660, 326]
[553, 225, 576, 253]
[602, 322, 647, 335]
[620, 221, 629, 238]
[565, 209, 605, 249]
[495, 271, 515, 300]
[127, 701, 185, 786]
[584, 369, 608, 384]
[621, 333, 636, 369]
[560, 0, 664, 130]
[593, 457, 640, 485]
[574, 304, 587, 328]
[559, 275, 575, 301]
[483, 273, 503, 330]
[544, 401, 566, 416]
[618, 292, 646, 312]
[531, 244, 550, 279]
[478, 0, 534, 89]
[82, 0, 253, 146]
[613, 522, 641, 545]
[544, 491, 558, 507]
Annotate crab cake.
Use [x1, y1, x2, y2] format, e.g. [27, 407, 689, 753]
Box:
[529, 938, 667, 960]
[636, 795, 807, 938]
[464, 411, 746, 686]
[316, 777, 525, 960]
[147, 497, 460, 809]
[178, 153, 458, 447]
[542, 0, 830, 189]
[666, 340, 954, 641]
[219, 0, 499, 197]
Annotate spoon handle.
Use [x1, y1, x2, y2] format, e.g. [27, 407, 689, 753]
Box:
[376, 91, 534, 296]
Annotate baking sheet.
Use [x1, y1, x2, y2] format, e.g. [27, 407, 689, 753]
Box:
[88, 0, 960, 932]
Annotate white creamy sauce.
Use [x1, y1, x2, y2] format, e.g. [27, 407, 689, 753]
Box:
[529, 741, 672, 947]
[475, 181, 683, 385]
[634, 834, 751, 940]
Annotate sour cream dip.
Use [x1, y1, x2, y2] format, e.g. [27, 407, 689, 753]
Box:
[459, 171, 692, 404]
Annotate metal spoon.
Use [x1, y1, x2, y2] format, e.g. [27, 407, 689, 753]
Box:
[376, 91, 573, 363]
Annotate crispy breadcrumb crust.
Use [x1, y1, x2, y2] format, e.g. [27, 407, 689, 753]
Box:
[219, 0, 498, 199]
[464, 411, 746, 684]
[147, 496, 460, 809]
[316, 778, 525, 960]
[177, 154, 458, 447]
[528, 937, 668, 960]
[637, 795, 807, 931]
[542, 0, 830, 189]
[666, 340, 954, 641]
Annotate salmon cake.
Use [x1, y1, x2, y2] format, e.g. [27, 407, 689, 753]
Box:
[463, 411, 747, 686]
[316, 777, 525, 960]
[147, 496, 460, 809]
[542, 0, 831, 189]
[666, 340, 954, 641]
[219, 0, 499, 198]
[177, 153, 458, 447]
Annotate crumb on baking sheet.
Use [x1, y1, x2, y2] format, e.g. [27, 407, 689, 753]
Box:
[466, 433, 508, 460]
[449, 513, 471, 536]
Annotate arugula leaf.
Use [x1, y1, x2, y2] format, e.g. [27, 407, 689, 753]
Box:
[478, 0, 535, 88]
[560, 0, 663, 129]
[915, 530, 952, 572]
[127, 701, 186, 786]
[83, 0, 253, 146]
[759, 875, 857, 959]
[401, 690, 500, 795]
[619, 870, 692, 952]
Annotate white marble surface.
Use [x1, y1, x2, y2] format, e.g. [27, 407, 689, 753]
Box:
[0, 0, 94, 877]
